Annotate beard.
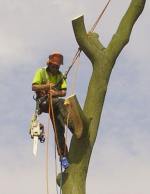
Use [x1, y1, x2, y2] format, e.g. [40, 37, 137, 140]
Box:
[47, 66, 59, 75]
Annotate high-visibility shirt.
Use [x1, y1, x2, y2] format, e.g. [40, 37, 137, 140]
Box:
[32, 67, 67, 90]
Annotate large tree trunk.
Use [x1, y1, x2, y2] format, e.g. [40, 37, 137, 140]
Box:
[59, 1, 146, 194]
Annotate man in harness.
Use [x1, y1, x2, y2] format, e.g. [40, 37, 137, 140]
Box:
[32, 52, 69, 169]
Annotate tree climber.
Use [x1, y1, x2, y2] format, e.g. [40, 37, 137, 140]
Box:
[32, 52, 69, 169]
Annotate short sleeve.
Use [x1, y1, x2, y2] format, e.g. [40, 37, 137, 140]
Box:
[32, 69, 43, 84]
[61, 79, 67, 90]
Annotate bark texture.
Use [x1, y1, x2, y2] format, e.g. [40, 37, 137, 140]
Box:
[59, 1, 146, 194]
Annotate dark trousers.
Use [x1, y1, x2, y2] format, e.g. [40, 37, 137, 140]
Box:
[39, 97, 68, 156]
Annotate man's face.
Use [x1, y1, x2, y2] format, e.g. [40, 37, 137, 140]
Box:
[47, 63, 60, 74]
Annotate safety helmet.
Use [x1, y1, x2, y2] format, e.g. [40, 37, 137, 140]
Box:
[48, 52, 63, 66]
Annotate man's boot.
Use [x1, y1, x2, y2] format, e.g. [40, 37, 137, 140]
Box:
[60, 156, 69, 169]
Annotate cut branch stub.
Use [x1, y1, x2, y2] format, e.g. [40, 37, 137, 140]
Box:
[64, 94, 90, 138]
[72, 15, 104, 64]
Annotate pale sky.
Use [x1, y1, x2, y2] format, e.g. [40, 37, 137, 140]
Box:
[0, 1, 150, 194]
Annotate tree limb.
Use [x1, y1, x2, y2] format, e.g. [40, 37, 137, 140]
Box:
[72, 15, 105, 65]
[107, 0, 146, 63]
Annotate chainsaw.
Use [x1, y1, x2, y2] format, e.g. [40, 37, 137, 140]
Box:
[29, 113, 45, 156]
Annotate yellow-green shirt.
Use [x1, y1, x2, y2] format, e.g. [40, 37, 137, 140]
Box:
[32, 67, 67, 90]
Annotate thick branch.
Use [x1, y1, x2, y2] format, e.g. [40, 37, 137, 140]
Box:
[72, 15, 105, 64]
[72, 17, 112, 145]
[107, 0, 146, 62]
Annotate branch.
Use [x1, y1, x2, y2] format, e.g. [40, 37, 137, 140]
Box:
[72, 15, 105, 64]
[107, 0, 146, 62]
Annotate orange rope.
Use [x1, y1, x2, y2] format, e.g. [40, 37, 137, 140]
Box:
[45, 93, 51, 194]
[49, 88, 62, 157]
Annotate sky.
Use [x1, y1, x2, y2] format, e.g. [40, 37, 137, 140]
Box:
[0, 0, 150, 194]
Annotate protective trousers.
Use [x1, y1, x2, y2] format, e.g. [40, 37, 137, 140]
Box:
[39, 97, 68, 156]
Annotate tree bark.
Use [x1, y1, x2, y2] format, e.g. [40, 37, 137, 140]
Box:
[59, 1, 146, 194]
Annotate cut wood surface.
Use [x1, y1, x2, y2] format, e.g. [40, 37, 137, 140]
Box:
[65, 94, 83, 139]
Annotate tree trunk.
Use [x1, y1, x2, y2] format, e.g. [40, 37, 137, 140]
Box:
[59, 1, 146, 194]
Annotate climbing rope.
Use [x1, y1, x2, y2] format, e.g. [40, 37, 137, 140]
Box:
[70, 51, 81, 94]
[63, 48, 81, 81]
[90, 0, 112, 32]
[45, 93, 51, 194]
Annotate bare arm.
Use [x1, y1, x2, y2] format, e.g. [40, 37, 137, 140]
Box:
[32, 83, 66, 97]
[48, 89, 66, 97]
[32, 83, 55, 92]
